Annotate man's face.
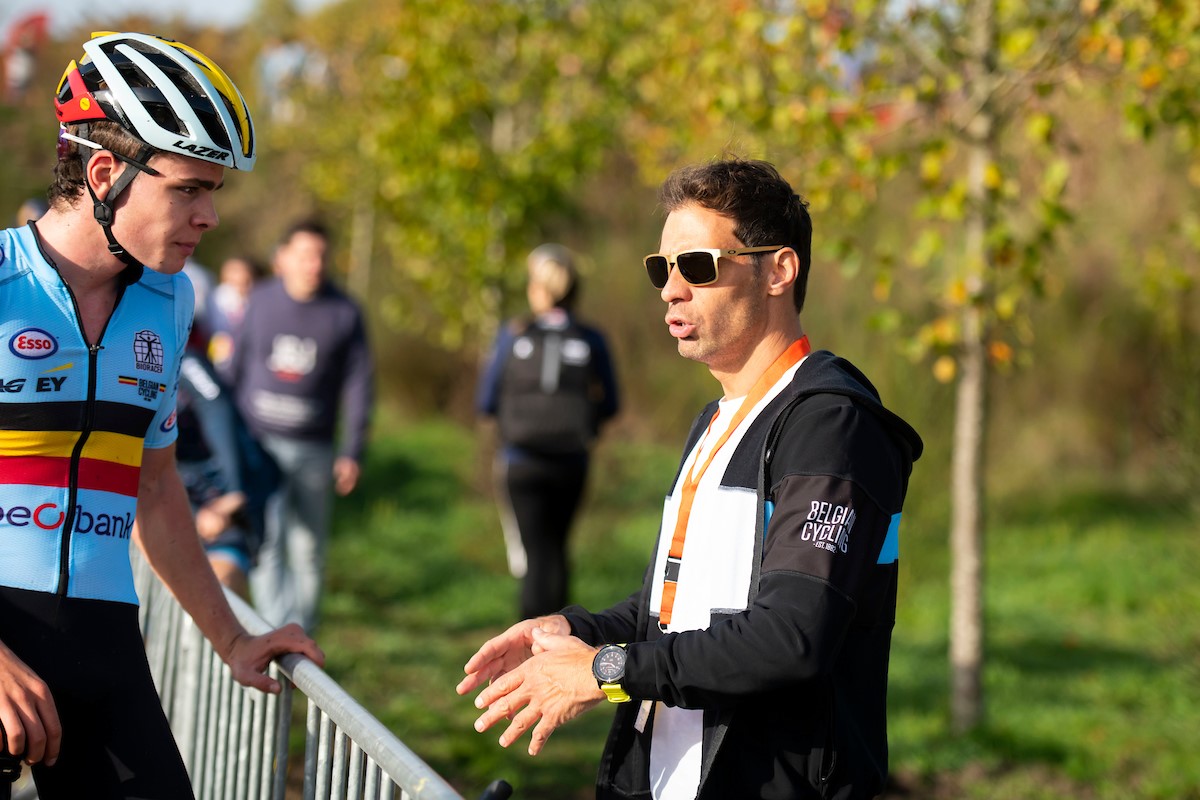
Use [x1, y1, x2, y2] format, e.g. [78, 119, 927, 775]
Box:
[657, 203, 769, 376]
[111, 153, 223, 274]
[275, 231, 328, 301]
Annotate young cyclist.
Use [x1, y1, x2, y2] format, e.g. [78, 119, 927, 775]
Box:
[0, 32, 323, 798]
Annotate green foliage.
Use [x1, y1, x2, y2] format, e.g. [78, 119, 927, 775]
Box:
[269, 0, 648, 349]
[318, 416, 1200, 799]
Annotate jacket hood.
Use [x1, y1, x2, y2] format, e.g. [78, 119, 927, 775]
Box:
[795, 349, 924, 462]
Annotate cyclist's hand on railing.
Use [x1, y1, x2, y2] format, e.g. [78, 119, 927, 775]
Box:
[0, 641, 60, 767]
[223, 623, 326, 694]
[463, 627, 603, 756]
[456, 614, 570, 697]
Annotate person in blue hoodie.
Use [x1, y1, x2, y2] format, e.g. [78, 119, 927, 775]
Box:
[458, 157, 923, 800]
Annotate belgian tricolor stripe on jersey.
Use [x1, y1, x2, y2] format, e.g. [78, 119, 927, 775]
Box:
[0, 401, 155, 498]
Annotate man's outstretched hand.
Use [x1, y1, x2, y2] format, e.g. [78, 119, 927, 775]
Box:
[458, 624, 603, 756]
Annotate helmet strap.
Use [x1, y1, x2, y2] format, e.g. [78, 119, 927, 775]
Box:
[67, 126, 160, 270]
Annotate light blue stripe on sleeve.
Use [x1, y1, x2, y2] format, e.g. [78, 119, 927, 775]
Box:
[764, 500, 775, 532]
[877, 513, 901, 564]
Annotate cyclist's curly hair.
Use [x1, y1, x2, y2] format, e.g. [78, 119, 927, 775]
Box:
[49, 122, 149, 207]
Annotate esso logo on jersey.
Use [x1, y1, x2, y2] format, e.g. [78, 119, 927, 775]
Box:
[9, 328, 59, 360]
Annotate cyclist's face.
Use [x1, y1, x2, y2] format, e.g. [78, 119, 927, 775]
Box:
[111, 154, 224, 273]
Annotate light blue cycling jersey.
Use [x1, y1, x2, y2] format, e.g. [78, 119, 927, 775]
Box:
[0, 223, 191, 604]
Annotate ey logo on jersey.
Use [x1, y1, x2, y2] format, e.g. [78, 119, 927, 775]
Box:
[8, 328, 59, 359]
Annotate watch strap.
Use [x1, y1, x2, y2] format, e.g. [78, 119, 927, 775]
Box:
[600, 682, 631, 703]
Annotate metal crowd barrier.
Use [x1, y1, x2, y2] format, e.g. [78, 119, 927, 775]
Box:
[130, 553, 511, 800]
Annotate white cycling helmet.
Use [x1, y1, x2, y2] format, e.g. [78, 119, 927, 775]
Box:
[52, 32, 256, 267]
[55, 31, 255, 171]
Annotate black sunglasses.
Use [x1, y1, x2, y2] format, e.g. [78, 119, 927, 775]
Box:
[643, 246, 785, 289]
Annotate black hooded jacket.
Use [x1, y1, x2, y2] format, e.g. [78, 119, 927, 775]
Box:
[562, 350, 923, 800]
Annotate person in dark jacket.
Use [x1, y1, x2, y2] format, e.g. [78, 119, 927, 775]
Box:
[457, 157, 922, 800]
[227, 219, 373, 632]
[476, 244, 620, 619]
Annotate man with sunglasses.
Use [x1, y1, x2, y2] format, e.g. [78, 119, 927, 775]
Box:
[459, 157, 923, 799]
[0, 33, 324, 798]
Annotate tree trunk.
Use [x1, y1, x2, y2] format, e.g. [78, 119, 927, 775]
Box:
[949, 298, 988, 733]
[949, 0, 996, 735]
[348, 188, 375, 301]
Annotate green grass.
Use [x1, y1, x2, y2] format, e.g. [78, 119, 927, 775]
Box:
[318, 415, 1200, 800]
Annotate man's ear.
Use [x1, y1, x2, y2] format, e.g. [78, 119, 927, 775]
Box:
[765, 247, 800, 298]
[85, 150, 128, 203]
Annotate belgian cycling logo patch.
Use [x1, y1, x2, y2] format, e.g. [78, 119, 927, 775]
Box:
[119, 374, 168, 401]
[8, 327, 59, 359]
[133, 329, 164, 373]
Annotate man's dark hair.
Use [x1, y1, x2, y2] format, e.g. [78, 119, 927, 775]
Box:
[279, 218, 331, 247]
[659, 157, 813, 313]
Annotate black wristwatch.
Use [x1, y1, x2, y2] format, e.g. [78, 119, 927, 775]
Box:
[592, 644, 631, 703]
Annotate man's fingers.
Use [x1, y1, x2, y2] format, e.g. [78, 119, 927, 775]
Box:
[462, 640, 507, 676]
[456, 671, 483, 696]
[1, 693, 62, 766]
[35, 707, 62, 766]
[527, 716, 556, 756]
[473, 697, 515, 734]
[473, 671, 516, 709]
[270, 625, 326, 666]
[0, 709, 27, 760]
[499, 706, 541, 750]
[234, 667, 282, 695]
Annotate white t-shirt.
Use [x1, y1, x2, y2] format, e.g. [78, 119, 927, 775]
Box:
[647, 356, 806, 800]
[649, 396, 743, 799]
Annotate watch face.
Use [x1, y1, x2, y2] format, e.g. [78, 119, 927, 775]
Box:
[594, 645, 626, 683]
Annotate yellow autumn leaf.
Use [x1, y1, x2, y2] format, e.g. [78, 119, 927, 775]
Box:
[985, 162, 1003, 190]
[947, 279, 969, 305]
[1025, 113, 1052, 145]
[1139, 64, 1165, 91]
[933, 356, 957, 384]
[920, 151, 942, 183]
[873, 273, 892, 302]
[931, 316, 957, 344]
[989, 341, 1014, 365]
[995, 292, 1018, 320]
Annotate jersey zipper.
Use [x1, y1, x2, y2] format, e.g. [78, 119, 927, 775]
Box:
[55, 282, 127, 597]
[57, 342, 102, 595]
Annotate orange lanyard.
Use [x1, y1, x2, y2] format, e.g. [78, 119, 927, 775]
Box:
[658, 336, 811, 628]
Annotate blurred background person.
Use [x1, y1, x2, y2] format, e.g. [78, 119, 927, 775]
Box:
[14, 196, 47, 225]
[229, 218, 373, 631]
[476, 243, 620, 619]
[208, 253, 265, 374]
[176, 329, 280, 599]
[183, 256, 214, 332]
